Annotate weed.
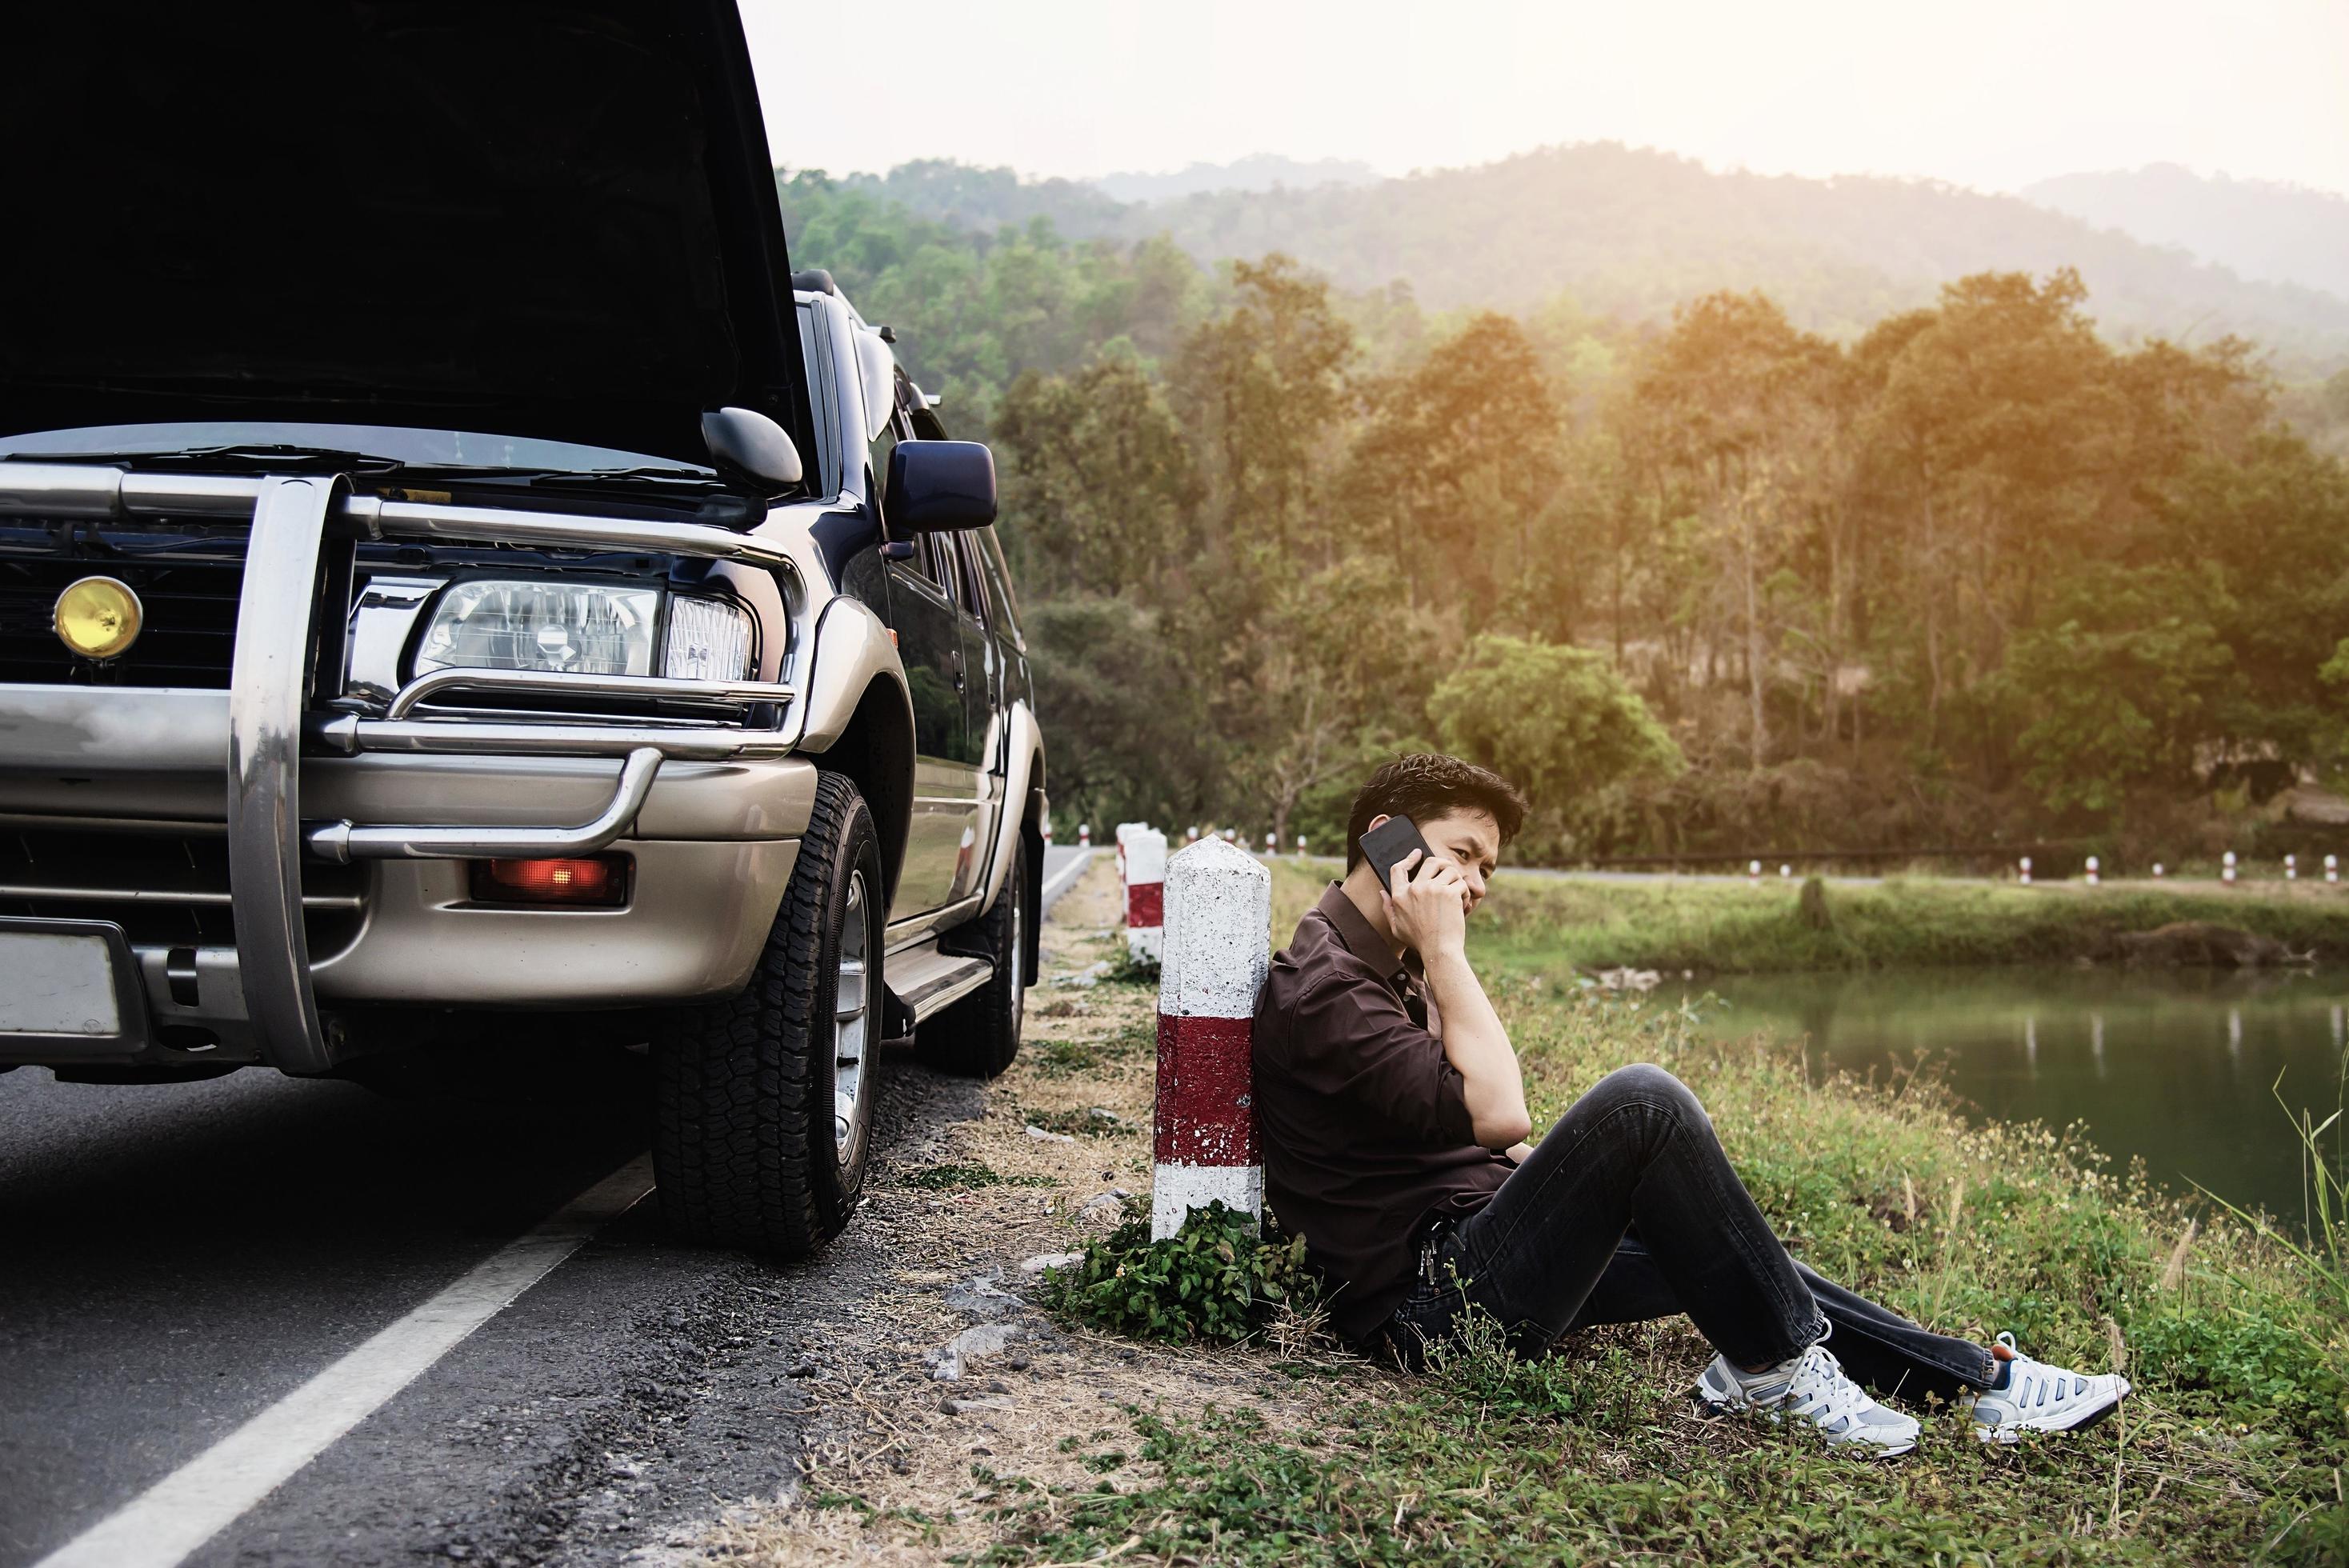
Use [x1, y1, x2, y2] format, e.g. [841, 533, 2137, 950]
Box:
[898, 1161, 1054, 1191]
[1042, 1202, 1318, 1343]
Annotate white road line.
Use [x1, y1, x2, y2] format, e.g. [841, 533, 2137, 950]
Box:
[1039, 847, 1092, 913]
[36, 1154, 655, 1568]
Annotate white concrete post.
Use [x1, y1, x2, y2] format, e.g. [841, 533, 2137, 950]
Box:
[1264, 830, 1276, 856]
[1187, 826, 1199, 843]
[1223, 828, 1235, 843]
[1124, 827, 1166, 965]
[1114, 822, 1147, 884]
[2286, 854, 2298, 882]
[2019, 855, 2032, 886]
[1295, 834, 1307, 858]
[1748, 859, 1761, 886]
[2223, 850, 2237, 886]
[2328, 854, 2339, 885]
[2152, 862, 2164, 879]
[1779, 864, 1791, 880]
[2085, 855, 2099, 886]
[1041, 818, 1054, 846]
[1078, 823, 1090, 849]
[1151, 838, 1268, 1240]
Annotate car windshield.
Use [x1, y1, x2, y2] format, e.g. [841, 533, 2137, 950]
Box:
[0, 422, 712, 477]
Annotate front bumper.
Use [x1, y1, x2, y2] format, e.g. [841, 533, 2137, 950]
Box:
[0, 466, 823, 1074]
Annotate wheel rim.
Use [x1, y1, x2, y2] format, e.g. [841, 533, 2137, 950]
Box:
[833, 870, 870, 1164]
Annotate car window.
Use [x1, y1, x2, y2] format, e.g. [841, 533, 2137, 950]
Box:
[922, 534, 964, 608]
[973, 530, 1022, 646]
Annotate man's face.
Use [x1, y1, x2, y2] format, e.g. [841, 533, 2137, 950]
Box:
[1368, 807, 1502, 916]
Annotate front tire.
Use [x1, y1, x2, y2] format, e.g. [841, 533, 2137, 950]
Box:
[653, 771, 882, 1254]
[918, 834, 1029, 1078]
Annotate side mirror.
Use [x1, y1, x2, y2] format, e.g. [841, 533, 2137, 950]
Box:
[885, 441, 996, 532]
[701, 406, 803, 490]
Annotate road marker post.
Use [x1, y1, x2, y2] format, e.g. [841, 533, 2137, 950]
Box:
[1150, 837, 1267, 1241]
[1041, 819, 1053, 847]
[1265, 830, 1277, 856]
[2152, 862, 2164, 879]
[2223, 850, 2237, 886]
[1114, 821, 1148, 882]
[1295, 834, 1307, 858]
[2287, 854, 2298, 882]
[1779, 863, 1791, 880]
[1078, 823, 1090, 850]
[1748, 859, 1761, 886]
[2019, 856, 2032, 886]
[1124, 826, 1166, 965]
[2086, 855, 2099, 886]
[2328, 854, 2339, 886]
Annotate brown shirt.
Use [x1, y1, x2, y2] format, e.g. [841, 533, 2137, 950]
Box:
[1252, 884, 1511, 1342]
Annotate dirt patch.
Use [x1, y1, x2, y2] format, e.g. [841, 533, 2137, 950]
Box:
[689, 857, 1351, 1565]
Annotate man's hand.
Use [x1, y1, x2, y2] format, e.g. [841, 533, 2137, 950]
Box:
[1381, 849, 1469, 960]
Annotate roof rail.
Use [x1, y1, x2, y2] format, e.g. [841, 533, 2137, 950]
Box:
[790, 267, 838, 296]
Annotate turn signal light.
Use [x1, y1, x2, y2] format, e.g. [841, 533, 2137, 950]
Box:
[470, 854, 630, 906]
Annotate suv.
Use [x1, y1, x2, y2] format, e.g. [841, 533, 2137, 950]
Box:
[0, 0, 1044, 1256]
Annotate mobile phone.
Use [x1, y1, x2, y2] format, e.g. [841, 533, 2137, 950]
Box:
[1359, 815, 1435, 894]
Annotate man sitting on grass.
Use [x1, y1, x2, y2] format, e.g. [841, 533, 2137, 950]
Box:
[1253, 753, 2129, 1454]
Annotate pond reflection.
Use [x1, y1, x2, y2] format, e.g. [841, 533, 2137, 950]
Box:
[1675, 966, 2349, 1227]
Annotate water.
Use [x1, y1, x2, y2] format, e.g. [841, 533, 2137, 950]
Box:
[1675, 966, 2349, 1226]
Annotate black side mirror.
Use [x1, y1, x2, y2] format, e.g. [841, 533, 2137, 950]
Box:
[885, 440, 996, 532]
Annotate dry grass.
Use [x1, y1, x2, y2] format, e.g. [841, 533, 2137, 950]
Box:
[694, 858, 1354, 1565]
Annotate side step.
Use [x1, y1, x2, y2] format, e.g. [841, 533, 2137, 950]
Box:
[887, 940, 993, 1022]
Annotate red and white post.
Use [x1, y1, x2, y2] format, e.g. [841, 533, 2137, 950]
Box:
[2085, 855, 2100, 886]
[1151, 836, 1268, 1240]
[1124, 826, 1166, 965]
[1114, 821, 1147, 882]
[2223, 850, 2238, 886]
[2019, 855, 2032, 886]
[1078, 822, 1090, 850]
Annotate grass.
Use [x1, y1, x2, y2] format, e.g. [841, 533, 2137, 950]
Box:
[982, 984, 2349, 1565]
[1268, 860, 2349, 975]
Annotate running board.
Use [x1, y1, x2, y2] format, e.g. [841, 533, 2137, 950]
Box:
[888, 941, 994, 1022]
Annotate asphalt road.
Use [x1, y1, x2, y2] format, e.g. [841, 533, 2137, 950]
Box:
[0, 846, 1092, 1568]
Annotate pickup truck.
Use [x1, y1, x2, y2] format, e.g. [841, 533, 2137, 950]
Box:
[0, 0, 1045, 1257]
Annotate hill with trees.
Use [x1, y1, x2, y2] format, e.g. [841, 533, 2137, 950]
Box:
[2023, 163, 2349, 304]
[814, 147, 2349, 376]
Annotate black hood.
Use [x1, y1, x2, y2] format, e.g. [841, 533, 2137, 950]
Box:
[2, 2, 810, 474]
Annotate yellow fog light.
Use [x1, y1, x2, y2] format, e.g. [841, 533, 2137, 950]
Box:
[54, 576, 144, 661]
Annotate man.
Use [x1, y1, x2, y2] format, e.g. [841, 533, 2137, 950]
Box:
[1252, 754, 2128, 1454]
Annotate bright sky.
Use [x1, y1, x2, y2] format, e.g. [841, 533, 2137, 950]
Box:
[742, 0, 2349, 196]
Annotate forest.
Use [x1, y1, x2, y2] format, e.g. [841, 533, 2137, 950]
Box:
[776, 167, 2349, 865]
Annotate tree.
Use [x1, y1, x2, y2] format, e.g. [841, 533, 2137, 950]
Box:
[1429, 635, 1684, 853]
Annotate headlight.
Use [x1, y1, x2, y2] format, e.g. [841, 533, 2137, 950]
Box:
[664, 595, 754, 682]
[413, 581, 658, 678]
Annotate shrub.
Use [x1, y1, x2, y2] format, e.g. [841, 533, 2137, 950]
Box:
[1044, 1201, 1315, 1343]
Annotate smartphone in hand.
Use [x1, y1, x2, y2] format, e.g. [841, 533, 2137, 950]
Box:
[1359, 815, 1435, 894]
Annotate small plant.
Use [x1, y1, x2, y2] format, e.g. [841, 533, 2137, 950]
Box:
[1042, 1201, 1316, 1343]
[899, 1161, 1054, 1190]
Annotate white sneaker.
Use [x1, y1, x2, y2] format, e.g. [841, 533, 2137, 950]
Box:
[1695, 1341, 1920, 1457]
[1967, 1331, 2130, 1442]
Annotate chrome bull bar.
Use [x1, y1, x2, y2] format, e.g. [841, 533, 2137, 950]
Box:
[0, 462, 806, 1073]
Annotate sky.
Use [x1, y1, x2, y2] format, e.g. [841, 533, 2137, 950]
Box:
[741, 0, 2349, 197]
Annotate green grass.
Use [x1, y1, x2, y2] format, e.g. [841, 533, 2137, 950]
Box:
[975, 986, 2349, 1565]
[1270, 861, 2349, 975]
[896, 1161, 1057, 1191]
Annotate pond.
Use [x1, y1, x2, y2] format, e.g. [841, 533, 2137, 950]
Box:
[1673, 966, 2349, 1227]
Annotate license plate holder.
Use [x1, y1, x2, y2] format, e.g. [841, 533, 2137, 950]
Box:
[0, 918, 150, 1055]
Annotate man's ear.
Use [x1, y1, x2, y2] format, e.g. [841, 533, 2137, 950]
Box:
[1363, 813, 1391, 834]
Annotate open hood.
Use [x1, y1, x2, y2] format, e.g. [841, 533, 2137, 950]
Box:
[2, 2, 811, 476]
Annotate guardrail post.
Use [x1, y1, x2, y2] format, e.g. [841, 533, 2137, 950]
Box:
[1125, 827, 1166, 965]
[1151, 837, 1268, 1240]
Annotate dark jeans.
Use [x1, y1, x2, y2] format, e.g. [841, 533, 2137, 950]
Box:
[1387, 1063, 1995, 1403]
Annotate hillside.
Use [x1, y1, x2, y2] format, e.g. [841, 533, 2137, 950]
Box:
[1113, 144, 2349, 368]
[2023, 163, 2349, 303]
[1094, 154, 1380, 205]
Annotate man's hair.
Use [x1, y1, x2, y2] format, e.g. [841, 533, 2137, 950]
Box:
[1343, 753, 1528, 872]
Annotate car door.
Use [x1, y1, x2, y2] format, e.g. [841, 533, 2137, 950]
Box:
[878, 417, 983, 918]
[934, 530, 1003, 906]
